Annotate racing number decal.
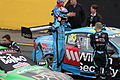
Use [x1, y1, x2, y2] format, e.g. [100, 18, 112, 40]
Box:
[69, 34, 77, 41]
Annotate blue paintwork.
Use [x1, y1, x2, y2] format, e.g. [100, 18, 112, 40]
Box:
[32, 27, 120, 79]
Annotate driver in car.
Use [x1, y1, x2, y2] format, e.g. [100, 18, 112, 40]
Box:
[0, 34, 20, 52]
[90, 22, 111, 80]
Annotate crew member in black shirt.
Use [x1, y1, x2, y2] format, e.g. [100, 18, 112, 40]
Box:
[86, 4, 102, 27]
[65, 0, 85, 29]
[90, 22, 111, 80]
[0, 34, 20, 52]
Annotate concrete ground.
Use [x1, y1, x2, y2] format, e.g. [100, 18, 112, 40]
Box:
[0, 29, 45, 46]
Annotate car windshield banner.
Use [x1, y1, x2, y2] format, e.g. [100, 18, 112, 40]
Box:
[0, 53, 35, 72]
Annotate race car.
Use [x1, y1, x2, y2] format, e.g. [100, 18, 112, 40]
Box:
[0, 46, 8, 49]
[0, 51, 73, 80]
[21, 26, 120, 79]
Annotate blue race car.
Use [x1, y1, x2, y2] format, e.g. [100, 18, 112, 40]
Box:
[22, 26, 120, 79]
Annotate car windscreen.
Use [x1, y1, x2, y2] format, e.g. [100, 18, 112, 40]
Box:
[109, 34, 120, 47]
[0, 53, 35, 72]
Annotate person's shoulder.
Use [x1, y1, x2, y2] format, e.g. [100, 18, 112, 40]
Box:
[77, 3, 83, 7]
[102, 31, 108, 35]
[53, 6, 59, 10]
[96, 13, 102, 17]
[11, 41, 17, 45]
[90, 33, 95, 37]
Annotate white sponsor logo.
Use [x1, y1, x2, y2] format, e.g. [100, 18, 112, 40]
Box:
[0, 54, 27, 64]
[65, 49, 119, 77]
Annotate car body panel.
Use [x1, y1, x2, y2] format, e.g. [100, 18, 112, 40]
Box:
[0, 46, 8, 49]
[0, 52, 73, 80]
[32, 27, 120, 79]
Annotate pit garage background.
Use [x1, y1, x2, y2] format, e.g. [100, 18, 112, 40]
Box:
[78, 0, 120, 28]
[0, 0, 120, 30]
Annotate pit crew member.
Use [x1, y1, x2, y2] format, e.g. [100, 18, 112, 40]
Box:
[90, 22, 111, 80]
[0, 34, 20, 52]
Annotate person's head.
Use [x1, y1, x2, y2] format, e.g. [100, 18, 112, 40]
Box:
[90, 4, 98, 14]
[60, 17, 68, 24]
[2, 34, 11, 43]
[58, 16, 68, 24]
[57, 0, 65, 6]
[70, 0, 77, 6]
[94, 22, 103, 32]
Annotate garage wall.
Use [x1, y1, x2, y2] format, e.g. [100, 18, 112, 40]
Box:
[0, 0, 68, 30]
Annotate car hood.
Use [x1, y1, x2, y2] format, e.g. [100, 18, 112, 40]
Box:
[7, 65, 73, 80]
[0, 46, 8, 49]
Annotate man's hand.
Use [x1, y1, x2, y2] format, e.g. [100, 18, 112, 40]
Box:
[67, 12, 76, 17]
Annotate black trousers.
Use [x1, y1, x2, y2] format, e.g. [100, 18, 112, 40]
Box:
[93, 52, 109, 71]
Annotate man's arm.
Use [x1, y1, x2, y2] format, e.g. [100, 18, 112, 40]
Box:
[11, 42, 20, 52]
[0, 42, 10, 47]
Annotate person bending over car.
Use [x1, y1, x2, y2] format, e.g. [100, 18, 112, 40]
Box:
[0, 34, 20, 52]
[90, 22, 111, 80]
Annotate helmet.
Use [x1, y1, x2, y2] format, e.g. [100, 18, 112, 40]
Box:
[57, 0, 65, 3]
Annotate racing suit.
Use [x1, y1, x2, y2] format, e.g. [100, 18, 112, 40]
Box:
[90, 31, 109, 75]
[52, 3, 71, 71]
[0, 41, 20, 52]
[52, 20, 69, 71]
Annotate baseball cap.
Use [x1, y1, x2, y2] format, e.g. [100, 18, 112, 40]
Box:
[57, 0, 65, 3]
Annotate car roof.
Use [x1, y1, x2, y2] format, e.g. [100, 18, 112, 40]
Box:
[65, 27, 120, 35]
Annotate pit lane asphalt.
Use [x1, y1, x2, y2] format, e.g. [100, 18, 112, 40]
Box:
[0, 29, 46, 46]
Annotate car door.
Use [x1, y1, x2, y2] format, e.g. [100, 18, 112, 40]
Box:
[64, 32, 119, 78]
[64, 33, 95, 72]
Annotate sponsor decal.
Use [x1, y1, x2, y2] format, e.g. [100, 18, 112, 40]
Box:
[22, 33, 32, 38]
[42, 43, 48, 47]
[0, 74, 7, 77]
[17, 66, 44, 73]
[13, 62, 30, 68]
[64, 46, 80, 66]
[31, 71, 70, 80]
[0, 49, 16, 54]
[41, 39, 53, 42]
[64, 48, 119, 77]
[69, 34, 77, 42]
[0, 54, 27, 64]
[41, 43, 53, 52]
[109, 33, 120, 38]
[42, 47, 53, 52]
